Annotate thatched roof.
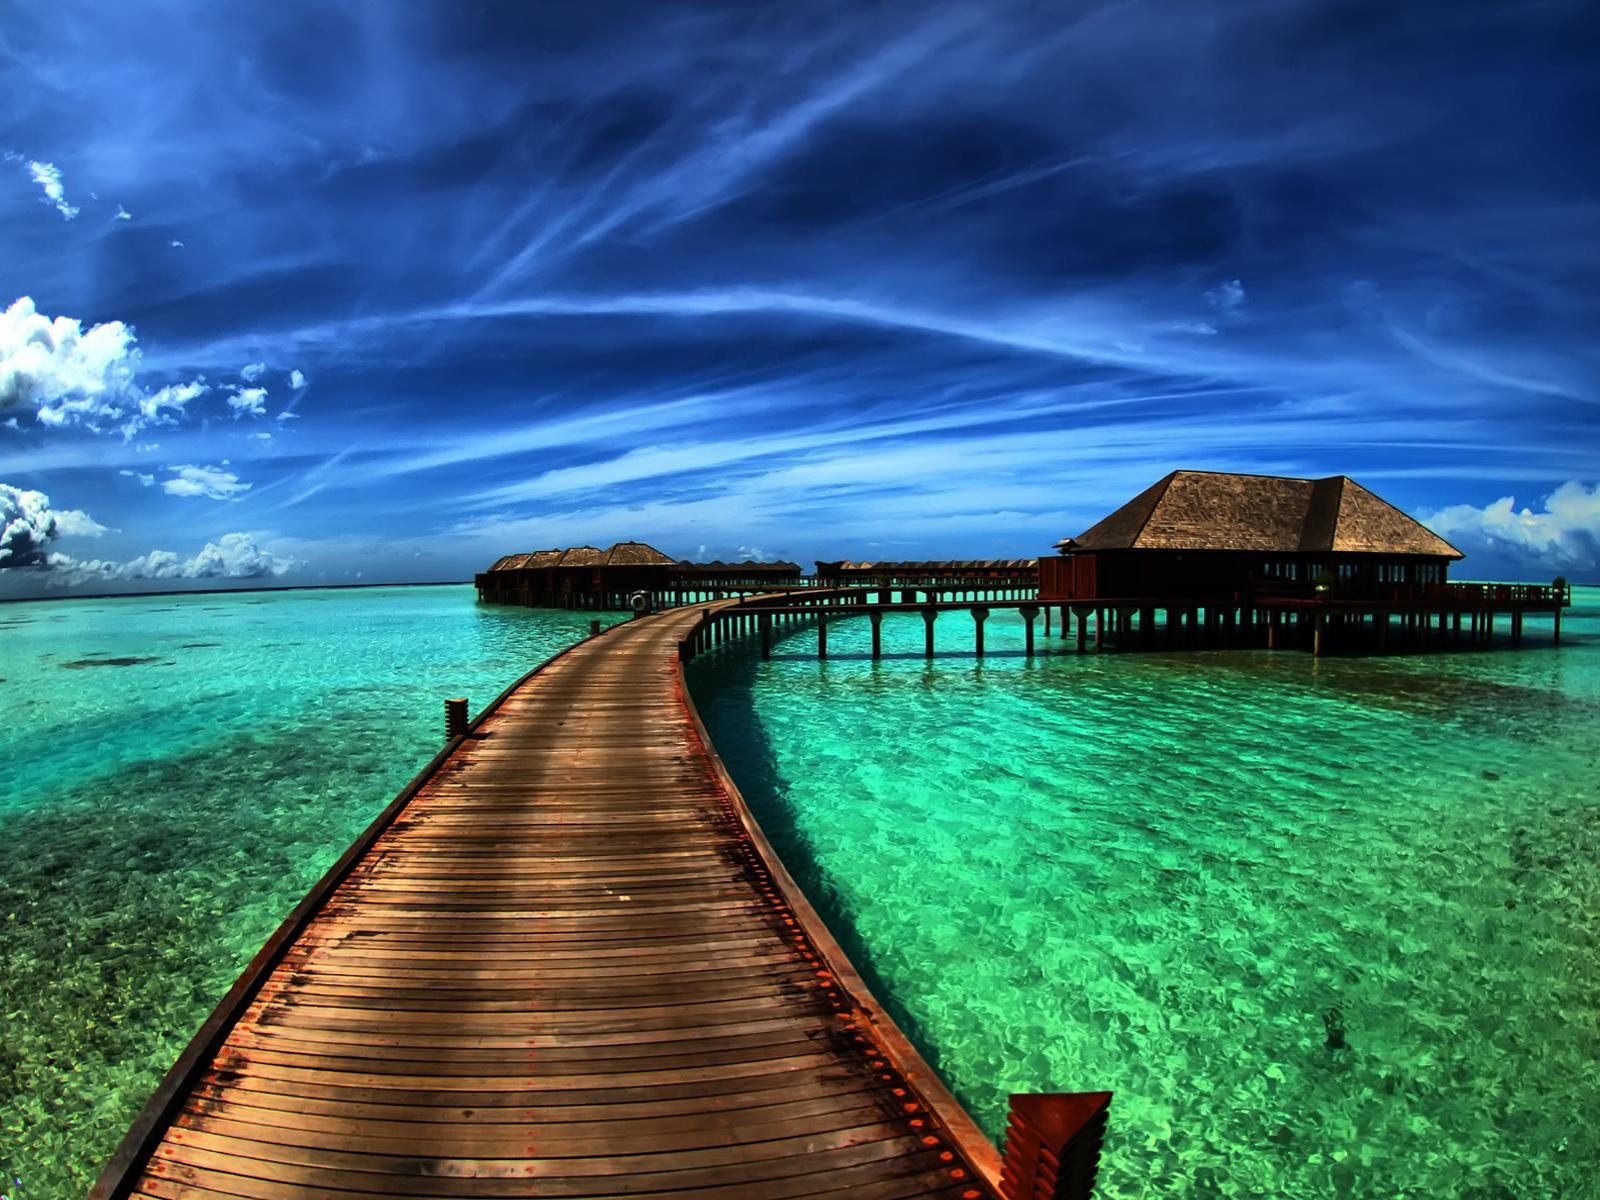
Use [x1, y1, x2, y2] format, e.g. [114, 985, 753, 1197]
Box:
[1062, 471, 1462, 558]
[555, 546, 605, 567]
[603, 541, 676, 567]
[487, 543, 675, 572]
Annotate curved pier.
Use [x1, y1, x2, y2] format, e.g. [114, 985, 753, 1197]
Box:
[94, 595, 1092, 1200]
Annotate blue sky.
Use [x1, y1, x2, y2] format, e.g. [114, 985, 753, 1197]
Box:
[1, 0, 1597, 594]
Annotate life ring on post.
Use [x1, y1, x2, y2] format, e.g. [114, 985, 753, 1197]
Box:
[629, 591, 651, 616]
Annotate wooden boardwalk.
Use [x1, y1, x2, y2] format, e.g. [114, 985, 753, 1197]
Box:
[95, 599, 1006, 1200]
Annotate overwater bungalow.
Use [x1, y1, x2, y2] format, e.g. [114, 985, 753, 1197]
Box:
[475, 541, 678, 608]
[476, 542, 804, 609]
[1040, 470, 1570, 653]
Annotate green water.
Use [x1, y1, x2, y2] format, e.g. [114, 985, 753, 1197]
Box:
[0, 586, 599, 1198]
[2, 585, 1596, 1198]
[692, 592, 1600, 1200]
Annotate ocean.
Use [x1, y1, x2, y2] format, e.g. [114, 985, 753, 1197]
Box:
[2, 584, 1595, 1198]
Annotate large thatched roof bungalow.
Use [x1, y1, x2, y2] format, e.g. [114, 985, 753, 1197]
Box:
[476, 541, 679, 609]
[1043, 471, 1463, 602]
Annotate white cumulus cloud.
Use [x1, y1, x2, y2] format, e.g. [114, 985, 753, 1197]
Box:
[288, 369, 307, 390]
[46, 532, 297, 588]
[24, 160, 78, 220]
[1, 297, 210, 437]
[227, 386, 268, 417]
[1, 483, 107, 568]
[240, 362, 267, 382]
[113, 205, 132, 221]
[1423, 482, 1600, 575]
[118, 469, 155, 487]
[162, 464, 251, 501]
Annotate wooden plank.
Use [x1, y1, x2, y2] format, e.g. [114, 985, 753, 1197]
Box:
[95, 598, 1003, 1199]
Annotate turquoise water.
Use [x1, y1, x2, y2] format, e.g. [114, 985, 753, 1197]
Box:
[3, 585, 1596, 1199]
[692, 591, 1600, 1200]
[0, 586, 599, 1198]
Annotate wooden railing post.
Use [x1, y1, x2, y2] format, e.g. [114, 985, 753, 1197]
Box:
[999, 1091, 1112, 1200]
[444, 698, 468, 740]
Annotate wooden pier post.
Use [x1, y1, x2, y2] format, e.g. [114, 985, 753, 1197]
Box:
[1093, 608, 1104, 651]
[590, 619, 602, 638]
[817, 618, 828, 659]
[1074, 606, 1089, 653]
[1021, 605, 1039, 657]
[759, 613, 773, 659]
[923, 607, 937, 658]
[973, 606, 989, 658]
[1312, 611, 1325, 657]
[1555, 605, 1562, 645]
[1044, 605, 1051, 637]
[444, 698, 468, 740]
[869, 609, 883, 659]
[999, 1091, 1112, 1200]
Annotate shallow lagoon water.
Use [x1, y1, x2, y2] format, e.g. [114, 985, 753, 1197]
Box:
[692, 590, 1600, 1200]
[2, 583, 1596, 1198]
[0, 586, 598, 1197]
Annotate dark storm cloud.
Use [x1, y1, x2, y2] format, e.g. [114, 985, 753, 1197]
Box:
[0, 0, 1596, 589]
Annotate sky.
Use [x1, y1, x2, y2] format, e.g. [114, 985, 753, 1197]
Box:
[1, 0, 1597, 595]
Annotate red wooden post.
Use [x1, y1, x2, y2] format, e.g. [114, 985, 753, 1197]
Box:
[1000, 1091, 1113, 1200]
[443, 698, 468, 740]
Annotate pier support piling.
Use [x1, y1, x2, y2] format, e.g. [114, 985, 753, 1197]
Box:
[1020, 605, 1039, 657]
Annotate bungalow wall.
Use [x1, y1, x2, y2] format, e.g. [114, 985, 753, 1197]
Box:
[1040, 551, 1452, 602]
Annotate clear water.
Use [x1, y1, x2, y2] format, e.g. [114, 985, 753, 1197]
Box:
[0, 586, 599, 1199]
[691, 591, 1600, 1200]
[3, 585, 1596, 1200]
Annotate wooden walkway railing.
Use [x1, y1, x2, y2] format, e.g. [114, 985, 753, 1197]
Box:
[93, 595, 1109, 1200]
